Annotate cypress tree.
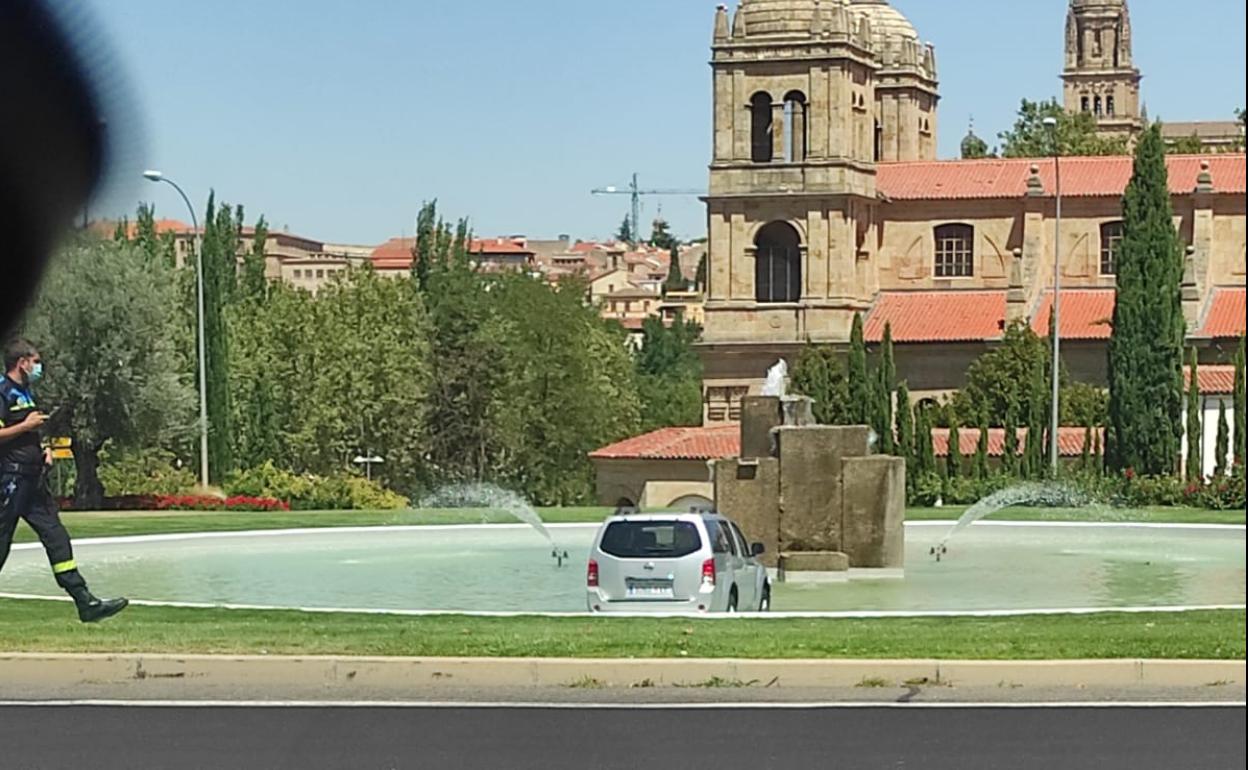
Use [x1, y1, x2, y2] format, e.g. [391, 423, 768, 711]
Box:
[848, 313, 869, 424]
[1003, 399, 1020, 477]
[974, 412, 990, 479]
[1023, 357, 1047, 478]
[944, 417, 962, 480]
[412, 200, 437, 291]
[1214, 400, 1230, 477]
[1081, 422, 1092, 471]
[916, 405, 936, 478]
[664, 245, 685, 294]
[200, 192, 240, 481]
[1107, 124, 1185, 476]
[1186, 349, 1202, 481]
[1235, 337, 1246, 467]
[878, 323, 896, 454]
[896, 382, 915, 471]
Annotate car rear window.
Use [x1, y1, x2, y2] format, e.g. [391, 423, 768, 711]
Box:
[599, 521, 703, 559]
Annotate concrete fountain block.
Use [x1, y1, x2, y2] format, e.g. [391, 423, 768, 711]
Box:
[840, 455, 906, 569]
[776, 426, 873, 553]
[713, 457, 781, 568]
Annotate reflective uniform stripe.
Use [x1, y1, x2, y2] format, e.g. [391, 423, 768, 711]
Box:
[52, 559, 77, 574]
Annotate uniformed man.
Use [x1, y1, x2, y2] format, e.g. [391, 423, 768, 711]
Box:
[1, 338, 128, 622]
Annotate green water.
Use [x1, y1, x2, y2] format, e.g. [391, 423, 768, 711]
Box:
[1, 523, 1242, 613]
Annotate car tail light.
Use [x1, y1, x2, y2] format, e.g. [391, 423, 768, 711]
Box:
[701, 558, 716, 587]
[587, 559, 599, 588]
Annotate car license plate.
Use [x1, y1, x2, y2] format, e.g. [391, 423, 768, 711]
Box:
[626, 578, 673, 597]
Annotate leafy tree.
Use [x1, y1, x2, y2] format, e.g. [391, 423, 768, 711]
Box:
[1214, 400, 1230, 478]
[635, 316, 703, 433]
[848, 313, 869, 424]
[1061, 382, 1109, 428]
[999, 98, 1128, 158]
[412, 200, 438, 291]
[953, 322, 1051, 427]
[1167, 134, 1206, 155]
[22, 235, 194, 507]
[789, 344, 851, 425]
[1185, 349, 1202, 481]
[239, 215, 269, 302]
[649, 217, 678, 251]
[664, 245, 686, 294]
[200, 193, 244, 480]
[1107, 125, 1185, 476]
[615, 215, 634, 245]
[1235, 337, 1246, 467]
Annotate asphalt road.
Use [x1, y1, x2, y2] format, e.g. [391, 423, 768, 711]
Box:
[0, 705, 1243, 770]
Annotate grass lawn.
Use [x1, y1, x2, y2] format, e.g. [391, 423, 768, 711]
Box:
[10, 505, 1240, 544]
[0, 599, 1241, 660]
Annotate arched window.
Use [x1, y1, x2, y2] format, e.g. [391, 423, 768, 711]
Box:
[1100, 221, 1124, 276]
[1094, 96, 1103, 116]
[783, 91, 807, 162]
[750, 93, 773, 163]
[874, 119, 883, 161]
[755, 221, 802, 303]
[1081, 96, 1090, 113]
[934, 224, 974, 278]
[1106, 95, 1115, 116]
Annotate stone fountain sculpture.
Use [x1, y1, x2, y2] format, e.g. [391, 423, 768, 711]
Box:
[713, 362, 906, 578]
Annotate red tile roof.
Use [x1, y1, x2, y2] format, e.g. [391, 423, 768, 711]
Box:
[933, 427, 1100, 458]
[470, 238, 535, 256]
[1186, 365, 1238, 395]
[1199, 287, 1247, 339]
[876, 154, 1246, 201]
[1031, 290, 1116, 340]
[590, 425, 741, 461]
[370, 236, 536, 270]
[866, 291, 1007, 343]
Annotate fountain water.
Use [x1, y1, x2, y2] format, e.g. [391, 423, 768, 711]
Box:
[417, 482, 557, 549]
[936, 482, 1090, 555]
[761, 359, 788, 397]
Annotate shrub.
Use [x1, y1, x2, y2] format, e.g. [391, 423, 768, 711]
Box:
[98, 448, 197, 497]
[224, 462, 409, 511]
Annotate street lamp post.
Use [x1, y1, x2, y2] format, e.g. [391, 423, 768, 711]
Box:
[1042, 118, 1062, 475]
[143, 170, 210, 488]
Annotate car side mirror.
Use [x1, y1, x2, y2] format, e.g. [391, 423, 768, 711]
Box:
[751, 543, 766, 557]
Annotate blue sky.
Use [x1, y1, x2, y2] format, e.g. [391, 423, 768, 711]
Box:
[84, 0, 1245, 246]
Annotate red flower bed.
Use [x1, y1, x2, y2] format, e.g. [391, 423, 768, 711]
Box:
[153, 495, 291, 512]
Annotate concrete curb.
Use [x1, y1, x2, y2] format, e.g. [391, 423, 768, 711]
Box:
[1, 654, 1242, 692]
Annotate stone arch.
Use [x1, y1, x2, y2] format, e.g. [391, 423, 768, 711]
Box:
[754, 221, 803, 304]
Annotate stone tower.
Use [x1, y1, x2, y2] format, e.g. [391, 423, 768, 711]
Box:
[702, 0, 937, 363]
[1062, 0, 1143, 138]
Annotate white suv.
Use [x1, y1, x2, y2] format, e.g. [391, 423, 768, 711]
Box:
[586, 512, 770, 614]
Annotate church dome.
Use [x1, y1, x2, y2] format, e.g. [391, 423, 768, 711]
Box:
[736, 1, 921, 43]
[848, 0, 919, 44]
[737, 0, 821, 38]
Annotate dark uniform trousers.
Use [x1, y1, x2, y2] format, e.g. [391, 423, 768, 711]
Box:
[0, 464, 88, 596]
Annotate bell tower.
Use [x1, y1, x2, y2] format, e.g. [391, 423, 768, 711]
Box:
[1062, 0, 1143, 138]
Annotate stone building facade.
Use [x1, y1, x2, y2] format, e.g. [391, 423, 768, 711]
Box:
[698, 0, 1247, 422]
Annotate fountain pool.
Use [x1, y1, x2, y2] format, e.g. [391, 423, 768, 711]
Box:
[1, 522, 1242, 615]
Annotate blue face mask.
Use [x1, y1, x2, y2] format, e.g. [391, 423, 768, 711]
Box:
[27, 362, 43, 385]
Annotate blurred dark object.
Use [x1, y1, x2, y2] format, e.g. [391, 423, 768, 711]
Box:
[0, 0, 109, 337]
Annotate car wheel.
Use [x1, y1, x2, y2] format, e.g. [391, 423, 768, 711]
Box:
[727, 588, 739, 613]
[758, 583, 771, 612]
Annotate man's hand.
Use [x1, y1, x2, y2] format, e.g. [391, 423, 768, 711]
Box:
[23, 411, 48, 431]
[44, 447, 54, 467]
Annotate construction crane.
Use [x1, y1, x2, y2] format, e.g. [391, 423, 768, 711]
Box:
[592, 173, 704, 245]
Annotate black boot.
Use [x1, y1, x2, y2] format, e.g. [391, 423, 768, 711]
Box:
[67, 585, 128, 623]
